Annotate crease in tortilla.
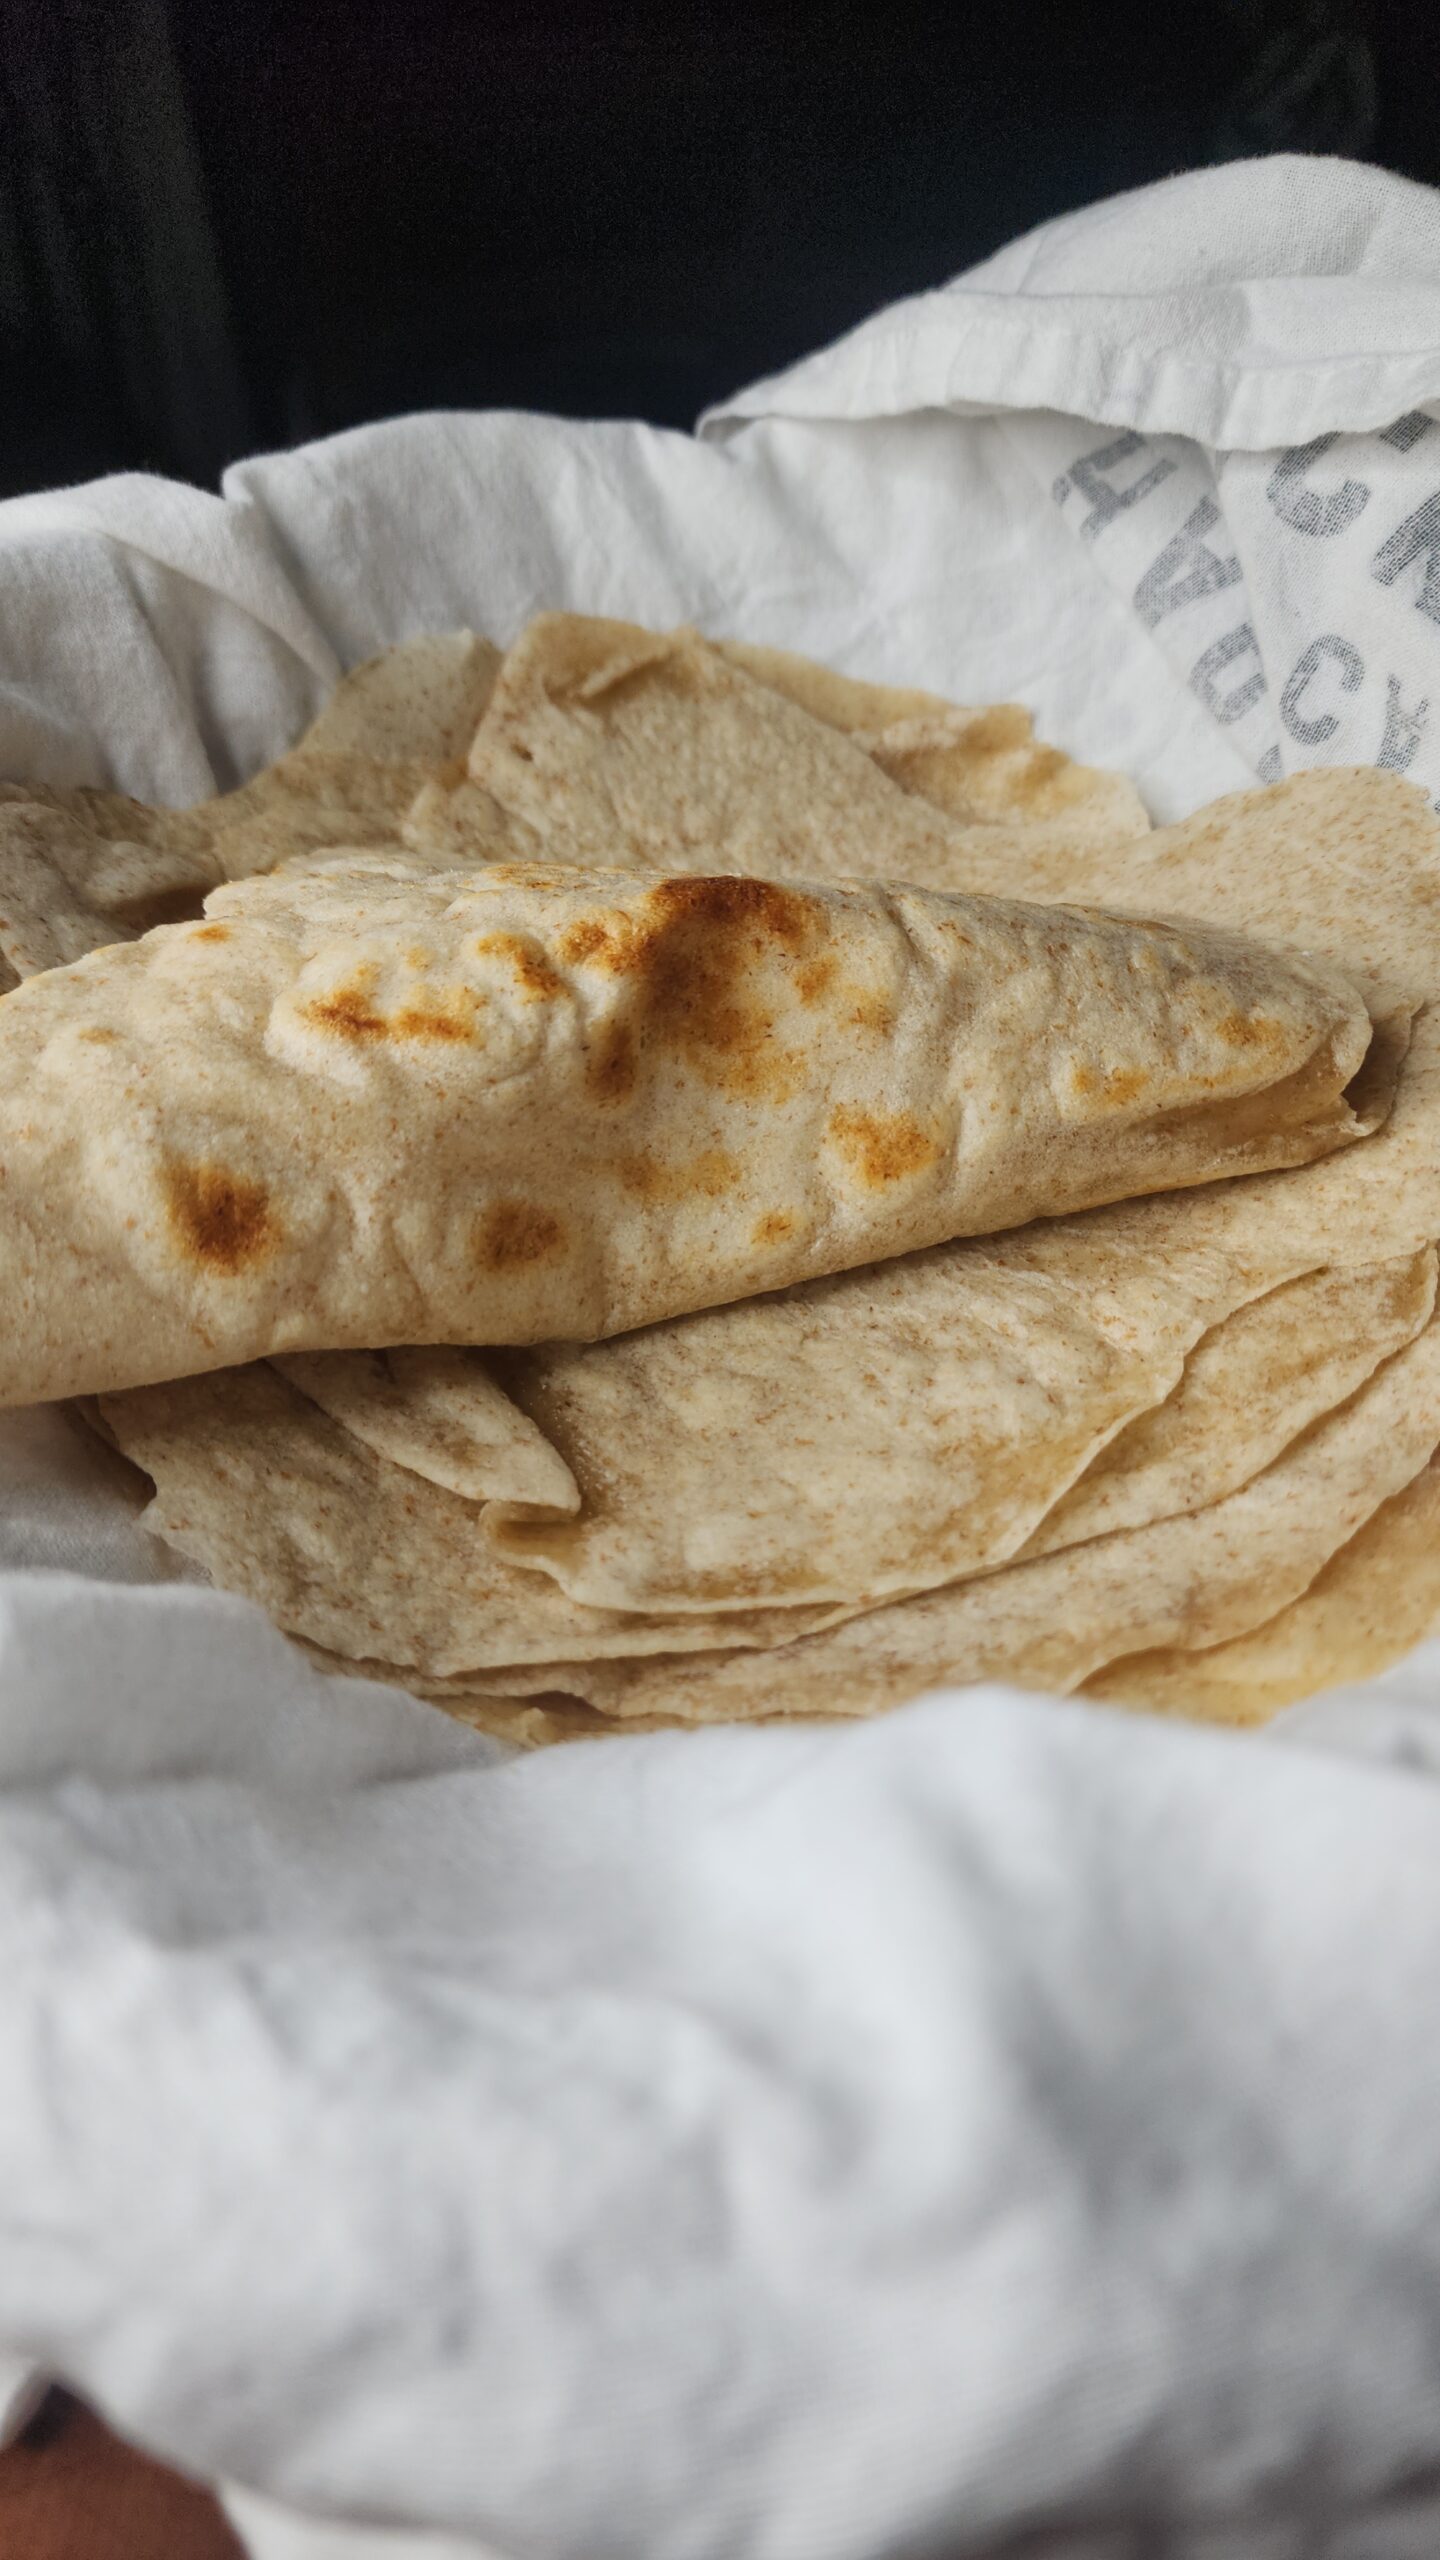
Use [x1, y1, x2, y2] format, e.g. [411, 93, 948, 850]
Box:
[0, 854, 1376, 1406]
[434, 629, 1432, 1297]
[500, 1314, 1440, 1724]
[297, 1638, 645, 1750]
[933, 764, 1439, 1276]
[1084, 1452, 1440, 1726]
[425, 612, 1151, 894]
[273, 1346, 580, 1512]
[711, 634, 1152, 843]
[481, 1224, 1292, 1613]
[98, 1362, 846, 1675]
[0, 632, 500, 977]
[412, 628, 1434, 1298]
[1018, 1247, 1438, 1560]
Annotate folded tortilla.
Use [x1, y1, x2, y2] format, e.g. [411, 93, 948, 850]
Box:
[402, 613, 1151, 888]
[0, 631, 501, 979]
[1016, 1248, 1438, 1559]
[482, 1311, 1440, 1725]
[98, 1222, 1267, 1678]
[1083, 1454, 1440, 1726]
[96, 1361, 847, 1675]
[0, 855, 1377, 1405]
[711, 634, 1152, 842]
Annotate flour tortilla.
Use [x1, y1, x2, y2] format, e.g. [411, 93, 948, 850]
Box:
[421, 614, 1149, 894]
[0, 856, 1375, 1406]
[502, 1316, 1440, 1723]
[274, 1248, 1434, 1685]
[1085, 1454, 1440, 1726]
[298, 1641, 652, 1750]
[272, 1347, 579, 1511]
[282, 1220, 1285, 1621]
[97, 1361, 842, 1675]
[397, 627, 1137, 880]
[418, 625, 1434, 1279]
[938, 765, 1440, 1274]
[713, 636, 1152, 843]
[1018, 1248, 1438, 1559]
[481, 1225, 1291, 1613]
[0, 632, 499, 978]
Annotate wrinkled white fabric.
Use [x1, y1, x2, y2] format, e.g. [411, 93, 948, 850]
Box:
[4, 155, 1440, 2560]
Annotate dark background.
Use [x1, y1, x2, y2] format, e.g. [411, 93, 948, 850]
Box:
[0, 0, 1435, 500]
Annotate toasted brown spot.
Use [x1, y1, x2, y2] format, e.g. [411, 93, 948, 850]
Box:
[190, 924, 230, 944]
[560, 915, 624, 967]
[691, 1148, 741, 1197]
[1103, 1065, 1147, 1106]
[753, 1209, 796, 1245]
[76, 1025, 118, 1044]
[1070, 1060, 1149, 1107]
[795, 955, 836, 1004]
[1217, 1011, 1287, 1052]
[849, 987, 894, 1036]
[475, 931, 564, 1001]
[828, 1105, 940, 1187]
[390, 995, 481, 1042]
[163, 1161, 278, 1274]
[304, 972, 483, 1043]
[476, 1199, 565, 1271]
[644, 873, 815, 947]
[563, 874, 821, 1103]
[304, 979, 387, 1038]
[615, 1148, 741, 1203]
[585, 1017, 637, 1103]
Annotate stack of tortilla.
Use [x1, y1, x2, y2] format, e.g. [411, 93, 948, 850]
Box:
[3, 614, 1439, 1746]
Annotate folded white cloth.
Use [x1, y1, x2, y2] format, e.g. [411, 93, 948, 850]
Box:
[5, 155, 1440, 2560]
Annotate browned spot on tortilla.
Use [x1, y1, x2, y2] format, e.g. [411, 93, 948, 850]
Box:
[163, 1161, 278, 1274]
[585, 1017, 637, 1103]
[303, 979, 388, 1038]
[1217, 1011, 1287, 1052]
[646, 874, 815, 946]
[304, 971, 482, 1043]
[390, 994, 482, 1042]
[615, 1148, 740, 1203]
[828, 1104, 940, 1187]
[190, 924, 229, 943]
[795, 955, 836, 1004]
[1071, 1060, 1148, 1106]
[476, 1200, 565, 1271]
[753, 1209, 796, 1245]
[476, 931, 563, 1001]
[956, 705, 1033, 758]
[560, 915, 623, 967]
[849, 987, 894, 1036]
[1103, 1065, 1147, 1105]
[563, 875, 820, 1102]
[76, 1025, 118, 1044]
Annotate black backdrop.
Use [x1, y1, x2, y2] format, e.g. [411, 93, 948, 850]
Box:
[0, 0, 1434, 499]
